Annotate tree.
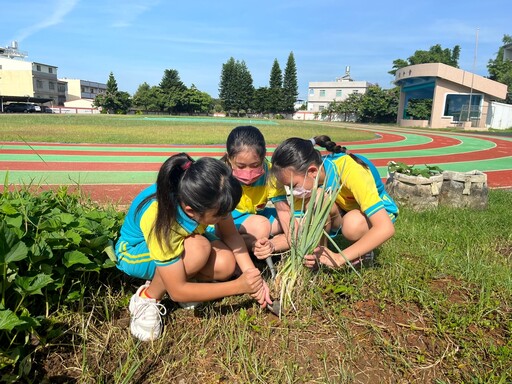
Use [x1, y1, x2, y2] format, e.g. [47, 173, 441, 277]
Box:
[487, 34, 512, 104]
[358, 86, 399, 123]
[159, 69, 187, 114]
[268, 59, 283, 114]
[132, 82, 152, 111]
[389, 44, 461, 76]
[219, 57, 238, 115]
[282, 52, 299, 114]
[159, 69, 186, 92]
[219, 58, 254, 116]
[342, 92, 364, 121]
[181, 85, 213, 115]
[93, 72, 132, 114]
[406, 99, 433, 120]
[253, 87, 271, 114]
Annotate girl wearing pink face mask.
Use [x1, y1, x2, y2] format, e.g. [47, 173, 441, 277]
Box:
[220, 126, 292, 261]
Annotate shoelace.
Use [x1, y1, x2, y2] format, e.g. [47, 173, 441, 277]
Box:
[133, 301, 167, 319]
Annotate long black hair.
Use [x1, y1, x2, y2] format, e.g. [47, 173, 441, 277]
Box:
[138, 153, 242, 251]
[313, 135, 368, 169]
[271, 135, 367, 177]
[220, 125, 267, 165]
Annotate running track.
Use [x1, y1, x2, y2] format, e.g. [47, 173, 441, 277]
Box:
[1, 124, 511, 204]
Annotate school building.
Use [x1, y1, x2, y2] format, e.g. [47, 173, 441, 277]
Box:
[394, 63, 509, 129]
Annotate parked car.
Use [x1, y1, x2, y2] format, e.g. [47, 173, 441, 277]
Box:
[4, 103, 41, 113]
[41, 105, 54, 113]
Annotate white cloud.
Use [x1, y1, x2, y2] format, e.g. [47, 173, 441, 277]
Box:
[108, 0, 161, 28]
[16, 0, 80, 42]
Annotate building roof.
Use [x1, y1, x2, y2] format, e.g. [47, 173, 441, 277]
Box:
[0, 95, 53, 104]
[394, 63, 507, 99]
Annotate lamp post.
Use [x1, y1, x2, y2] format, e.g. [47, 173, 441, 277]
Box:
[467, 28, 479, 124]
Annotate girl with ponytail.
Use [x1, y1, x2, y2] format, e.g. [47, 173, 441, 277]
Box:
[115, 153, 271, 341]
[271, 136, 398, 269]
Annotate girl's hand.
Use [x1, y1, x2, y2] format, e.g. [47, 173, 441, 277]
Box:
[250, 280, 272, 308]
[252, 238, 274, 260]
[304, 246, 342, 269]
[238, 267, 264, 294]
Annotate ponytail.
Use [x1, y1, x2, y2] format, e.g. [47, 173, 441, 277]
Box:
[138, 153, 242, 252]
[313, 135, 368, 169]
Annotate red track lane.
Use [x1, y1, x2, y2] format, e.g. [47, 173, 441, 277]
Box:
[370, 135, 512, 167]
[6, 167, 510, 206]
[2, 133, 506, 172]
[0, 134, 461, 157]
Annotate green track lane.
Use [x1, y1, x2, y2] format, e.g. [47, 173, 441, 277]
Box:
[1, 171, 158, 185]
[374, 156, 512, 177]
[361, 135, 495, 159]
[0, 144, 226, 153]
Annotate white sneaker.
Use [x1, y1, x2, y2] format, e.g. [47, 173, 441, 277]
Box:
[129, 284, 167, 341]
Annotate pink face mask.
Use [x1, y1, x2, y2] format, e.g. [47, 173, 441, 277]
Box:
[232, 167, 264, 185]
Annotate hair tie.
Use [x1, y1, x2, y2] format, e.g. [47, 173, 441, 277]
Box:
[309, 138, 316, 145]
[181, 161, 192, 171]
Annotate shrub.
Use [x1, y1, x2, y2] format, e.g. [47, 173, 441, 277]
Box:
[0, 185, 124, 381]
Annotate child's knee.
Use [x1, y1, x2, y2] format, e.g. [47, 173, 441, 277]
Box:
[184, 235, 212, 258]
[342, 213, 369, 241]
[242, 215, 271, 238]
[213, 248, 236, 280]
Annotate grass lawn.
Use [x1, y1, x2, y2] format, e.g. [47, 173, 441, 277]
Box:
[0, 114, 374, 144]
[23, 189, 510, 383]
[0, 116, 510, 383]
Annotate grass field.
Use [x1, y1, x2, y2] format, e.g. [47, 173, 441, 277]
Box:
[0, 114, 374, 144]
[1, 115, 511, 383]
[23, 189, 511, 383]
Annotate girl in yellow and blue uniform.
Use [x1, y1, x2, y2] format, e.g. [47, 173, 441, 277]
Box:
[221, 126, 292, 260]
[271, 135, 398, 269]
[115, 153, 271, 341]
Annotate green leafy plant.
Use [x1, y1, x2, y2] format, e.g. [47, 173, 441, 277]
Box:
[277, 162, 345, 315]
[388, 161, 443, 178]
[0, 185, 124, 382]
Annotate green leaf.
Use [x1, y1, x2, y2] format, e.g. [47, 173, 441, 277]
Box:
[83, 235, 108, 250]
[103, 240, 117, 263]
[4, 215, 23, 229]
[14, 273, 54, 295]
[63, 250, 93, 267]
[0, 221, 19, 257]
[38, 217, 62, 231]
[64, 230, 82, 245]
[84, 211, 107, 221]
[0, 202, 18, 215]
[3, 241, 29, 264]
[56, 213, 76, 225]
[0, 310, 27, 331]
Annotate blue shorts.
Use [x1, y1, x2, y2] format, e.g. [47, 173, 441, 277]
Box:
[232, 207, 277, 229]
[115, 233, 217, 281]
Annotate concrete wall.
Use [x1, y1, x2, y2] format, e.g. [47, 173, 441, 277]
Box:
[0, 58, 33, 96]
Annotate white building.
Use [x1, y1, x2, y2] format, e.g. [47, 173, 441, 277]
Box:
[0, 41, 62, 107]
[294, 67, 372, 120]
[307, 67, 371, 112]
[59, 78, 106, 108]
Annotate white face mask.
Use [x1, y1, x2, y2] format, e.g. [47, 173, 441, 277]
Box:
[292, 185, 312, 199]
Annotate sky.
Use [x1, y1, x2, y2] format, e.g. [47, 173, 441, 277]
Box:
[1, 0, 510, 100]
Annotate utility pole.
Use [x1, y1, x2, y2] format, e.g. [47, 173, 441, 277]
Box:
[467, 27, 479, 123]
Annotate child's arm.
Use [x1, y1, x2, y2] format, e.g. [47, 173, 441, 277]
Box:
[216, 216, 272, 306]
[304, 209, 395, 268]
[156, 260, 265, 303]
